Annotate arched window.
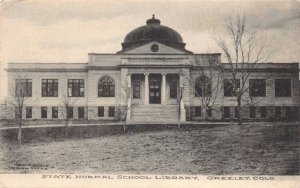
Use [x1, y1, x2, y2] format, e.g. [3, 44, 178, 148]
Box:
[98, 76, 115, 97]
[195, 76, 212, 97]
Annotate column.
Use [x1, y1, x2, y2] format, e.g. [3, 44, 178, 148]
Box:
[126, 74, 131, 121]
[127, 74, 131, 97]
[179, 73, 186, 121]
[144, 73, 149, 105]
[161, 73, 166, 105]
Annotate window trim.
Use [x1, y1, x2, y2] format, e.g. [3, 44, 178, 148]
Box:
[275, 79, 292, 98]
[98, 106, 104, 117]
[26, 106, 32, 119]
[78, 106, 85, 119]
[260, 107, 267, 119]
[223, 79, 240, 97]
[108, 106, 115, 117]
[194, 106, 202, 117]
[98, 76, 115, 97]
[41, 106, 47, 119]
[195, 76, 212, 97]
[169, 80, 178, 99]
[223, 106, 230, 119]
[132, 80, 141, 99]
[250, 106, 256, 119]
[41, 79, 58, 97]
[67, 107, 73, 119]
[15, 79, 32, 97]
[249, 79, 266, 97]
[68, 79, 85, 97]
[52, 107, 58, 119]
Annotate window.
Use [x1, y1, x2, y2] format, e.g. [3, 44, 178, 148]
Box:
[78, 107, 85, 119]
[52, 107, 58, 119]
[68, 79, 84, 97]
[98, 106, 104, 117]
[275, 107, 281, 118]
[260, 107, 267, 118]
[98, 76, 115, 97]
[15, 79, 32, 97]
[41, 107, 47, 118]
[235, 107, 238, 118]
[194, 106, 202, 117]
[108, 106, 115, 117]
[275, 79, 291, 97]
[15, 107, 22, 119]
[67, 107, 73, 119]
[170, 80, 178, 99]
[249, 79, 266, 97]
[250, 106, 256, 118]
[26, 107, 32, 119]
[195, 76, 212, 97]
[223, 106, 230, 118]
[42, 79, 58, 97]
[206, 107, 212, 117]
[224, 79, 240, 97]
[132, 80, 140, 99]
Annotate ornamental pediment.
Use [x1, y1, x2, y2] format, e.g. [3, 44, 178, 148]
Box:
[120, 41, 190, 54]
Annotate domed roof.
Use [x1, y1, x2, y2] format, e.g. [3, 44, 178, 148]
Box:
[121, 15, 187, 51]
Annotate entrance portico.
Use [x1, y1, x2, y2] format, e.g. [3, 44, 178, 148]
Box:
[128, 72, 180, 105]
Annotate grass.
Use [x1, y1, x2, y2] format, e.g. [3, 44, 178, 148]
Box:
[0, 123, 299, 175]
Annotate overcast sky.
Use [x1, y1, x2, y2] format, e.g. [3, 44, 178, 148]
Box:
[0, 0, 299, 100]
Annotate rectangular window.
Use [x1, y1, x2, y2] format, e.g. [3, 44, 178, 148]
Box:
[170, 80, 178, 99]
[67, 107, 73, 119]
[15, 79, 32, 97]
[26, 107, 32, 119]
[98, 106, 104, 117]
[194, 106, 202, 117]
[235, 107, 238, 118]
[15, 107, 22, 119]
[132, 80, 140, 99]
[108, 106, 115, 117]
[42, 79, 58, 97]
[223, 106, 230, 118]
[224, 79, 240, 97]
[250, 106, 256, 118]
[78, 107, 85, 119]
[41, 107, 47, 118]
[275, 106, 281, 118]
[52, 107, 58, 119]
[249, 79, 266, 97]
[206, 107, 212, 117]
[275, 79, 291, 97]
[260, 107, 267, 118]
[68, 79, 84, 97]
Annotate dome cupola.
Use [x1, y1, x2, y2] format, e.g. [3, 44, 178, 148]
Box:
[121, 15, 187, 51]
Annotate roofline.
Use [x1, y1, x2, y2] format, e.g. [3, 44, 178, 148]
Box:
[88, 53, 220, 56]
[7, 62, 88, 65]
[221, 62, 299, 65]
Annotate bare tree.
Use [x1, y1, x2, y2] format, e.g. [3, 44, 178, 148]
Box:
[61, 94, 76, 138]
[187, 60, 223, 120]
[215, 13, 272, 125]
[8, 74, 32, 145]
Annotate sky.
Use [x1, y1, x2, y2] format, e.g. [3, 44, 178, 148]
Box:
[0, 0, 299, 101]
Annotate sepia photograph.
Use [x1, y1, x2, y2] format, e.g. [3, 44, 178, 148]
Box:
[0, 0, 299, 187]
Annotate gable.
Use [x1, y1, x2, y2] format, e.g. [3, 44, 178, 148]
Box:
[121, 42, 189, 54]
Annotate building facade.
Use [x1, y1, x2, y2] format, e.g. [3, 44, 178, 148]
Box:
[6, 16, 300, 122]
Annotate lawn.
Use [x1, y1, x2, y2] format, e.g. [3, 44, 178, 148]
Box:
[0, 123, 299, 175]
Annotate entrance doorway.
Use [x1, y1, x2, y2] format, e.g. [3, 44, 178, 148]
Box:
[149, 75, 161, 104]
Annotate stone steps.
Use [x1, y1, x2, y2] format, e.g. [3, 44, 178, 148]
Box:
[130, 105, 179, 122]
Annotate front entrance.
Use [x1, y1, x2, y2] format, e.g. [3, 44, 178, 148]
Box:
[149, 76, 161, 104]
